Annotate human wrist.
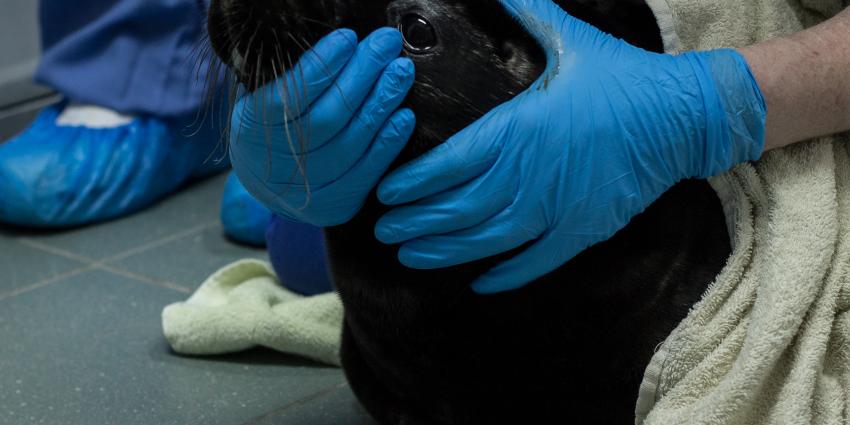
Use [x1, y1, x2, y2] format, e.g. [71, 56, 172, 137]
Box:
[681, 49, 767, 178]
[739, 7, 850, 151]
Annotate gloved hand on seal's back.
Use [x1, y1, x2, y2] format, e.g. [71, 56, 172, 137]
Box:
[375, 0, 767, 294]
[229, 27, 416, 227]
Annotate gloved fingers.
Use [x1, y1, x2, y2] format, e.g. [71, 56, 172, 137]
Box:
[229, 54, 412, 188]
[471, 231, 574, 294]
[235, 29, 358, 126]
[282, 57, 414, 187]
[284, 109, 416, 227]
[299, 27, 406, 150]
[396, 206, 542, 269]
[319, 108, 416, 196]
[374, 168, 515, 245]
[378, 108, 510, 205]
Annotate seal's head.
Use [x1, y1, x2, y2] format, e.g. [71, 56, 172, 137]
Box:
[208, 0, 548, 155]
[206, 0, 661, 154]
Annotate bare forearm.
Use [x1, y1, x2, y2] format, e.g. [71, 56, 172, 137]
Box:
[739, 7, 850, 152]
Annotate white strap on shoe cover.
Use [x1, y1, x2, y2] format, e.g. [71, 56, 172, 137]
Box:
[56, 103, 135, 128]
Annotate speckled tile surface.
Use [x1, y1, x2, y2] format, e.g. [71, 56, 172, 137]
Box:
[0, 269, 347, 425]
[247, 383, 376, 425]
[0, 234, 86, 298]
[0, 169, 362, 425]
[108, 223, 266, 291]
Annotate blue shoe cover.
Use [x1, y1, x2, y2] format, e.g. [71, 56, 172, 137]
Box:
[0, 105, 229, 227]
[220, 172, 272, 246]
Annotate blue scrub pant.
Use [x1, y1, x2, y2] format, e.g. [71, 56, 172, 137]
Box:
[36, 0, 332, 294]
[36, 0, 213, 117]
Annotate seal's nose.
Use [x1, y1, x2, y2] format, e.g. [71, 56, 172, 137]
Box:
[206, 0, 339, 91]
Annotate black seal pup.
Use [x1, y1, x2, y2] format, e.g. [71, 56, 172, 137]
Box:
[206, 1, 732, 423]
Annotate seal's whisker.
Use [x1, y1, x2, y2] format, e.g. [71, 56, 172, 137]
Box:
[293, 53, 311, 196]
[202, 0, 349, 209]
[223, 70, 241, 152]
[277, 54, 308, 193]
[280, 53, 307, 195]
[192, 12, 256, 153]
[193, 53, 227, 131]
[241, 26, 262, 82]
[270, 30, 308, 178]
[289, 15, 334, 30]
[261, 64, 273, 181]
[280, 32, 311, 163]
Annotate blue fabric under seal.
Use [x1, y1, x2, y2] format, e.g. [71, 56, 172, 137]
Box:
[266, 215, 333, 296]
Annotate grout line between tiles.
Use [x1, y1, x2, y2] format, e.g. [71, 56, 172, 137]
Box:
[100, 220, 220, 263]
[15, 238, 97, 264]
[16, 219, 219, 267]
[14, 235, 197, 296]
[240, 382, 349, 425]
[95, 264, 192, 294]
[0, 261, 191, 302]
[0, 265, 95, 302]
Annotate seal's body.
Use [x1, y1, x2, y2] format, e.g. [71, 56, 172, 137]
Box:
[208, 1, 732, 423]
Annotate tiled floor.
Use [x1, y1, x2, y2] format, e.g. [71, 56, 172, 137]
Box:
[0, 174, 376, 425]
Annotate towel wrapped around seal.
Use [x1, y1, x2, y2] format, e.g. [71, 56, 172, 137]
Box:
[636, 0, 850, 423]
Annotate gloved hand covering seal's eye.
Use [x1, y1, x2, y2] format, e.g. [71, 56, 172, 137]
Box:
[399, 14, 437, 53]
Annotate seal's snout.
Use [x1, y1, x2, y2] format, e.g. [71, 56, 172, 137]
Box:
[207, 0, 337, 91]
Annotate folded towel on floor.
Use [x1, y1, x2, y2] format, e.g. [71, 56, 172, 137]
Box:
[636, 0, 850, 423]
[161, 259, 343, 366]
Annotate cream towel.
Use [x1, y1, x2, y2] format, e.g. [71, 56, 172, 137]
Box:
[161, 259, 343, 366]
[636, 0, 850, 423]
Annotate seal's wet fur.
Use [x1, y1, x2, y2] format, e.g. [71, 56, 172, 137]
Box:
[207, 1, 732, 423]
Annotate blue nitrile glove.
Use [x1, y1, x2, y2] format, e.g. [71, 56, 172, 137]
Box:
[221, 172, 273, 246]
[375, 0, 766, 294]
[0, 105, 228, 227]
[229, 28, 416, 227]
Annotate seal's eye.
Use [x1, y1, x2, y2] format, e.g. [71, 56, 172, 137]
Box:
[399, 14, 437, 53]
